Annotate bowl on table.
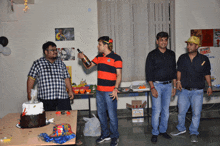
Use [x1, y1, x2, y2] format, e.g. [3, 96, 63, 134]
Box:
[80, 89, 85, 94]
[86, 89, 91, 94]
[74, 89, 79, 94]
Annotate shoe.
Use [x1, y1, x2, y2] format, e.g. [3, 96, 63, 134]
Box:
[151, 135, 158, 143]
[110, 138, 119, 146]
[159, 132, 172, 139]
[170, 129, 186, 136]
[96, 135, 111, 143]
[190, 134, 198, 143]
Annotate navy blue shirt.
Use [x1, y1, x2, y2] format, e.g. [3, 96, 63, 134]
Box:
[177, 52, 211, 89]
[146, 48, 177, 82]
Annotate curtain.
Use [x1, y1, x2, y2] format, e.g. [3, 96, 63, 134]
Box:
[97, 0, 175, 82]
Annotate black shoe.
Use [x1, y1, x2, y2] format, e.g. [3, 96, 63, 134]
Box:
[190, 134, 198, 143]
[110, 138, 119, 146]
[159, 132, 172, 139]
[151, 135, 158, 143]
[96, 135, 111, 143]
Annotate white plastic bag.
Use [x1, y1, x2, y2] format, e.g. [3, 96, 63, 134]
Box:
[83, 114, 101, 137]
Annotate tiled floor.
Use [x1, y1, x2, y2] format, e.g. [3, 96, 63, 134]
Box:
[73, 106, 220, 146]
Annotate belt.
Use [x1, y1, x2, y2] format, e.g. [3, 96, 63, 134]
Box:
[154, 81, 172, 84]
[184, 87, 203, 91]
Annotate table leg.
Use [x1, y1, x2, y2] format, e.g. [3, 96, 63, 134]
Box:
[88, 95, 91, 118]
[147, 91, 150, 125]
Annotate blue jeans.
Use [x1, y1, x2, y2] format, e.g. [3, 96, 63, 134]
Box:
[96, 90, 119, 138]
[151, 82, 172, 135]
[176, 88, 203, 135]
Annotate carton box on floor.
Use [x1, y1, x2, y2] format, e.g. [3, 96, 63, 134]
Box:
[126, 100, 147, 123]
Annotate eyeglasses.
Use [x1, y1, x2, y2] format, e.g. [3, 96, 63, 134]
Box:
[47, 49, 58, 52]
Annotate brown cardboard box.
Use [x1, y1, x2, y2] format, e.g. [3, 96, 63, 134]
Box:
[126, 100, 147, 109]
[126, 100, 147, 122]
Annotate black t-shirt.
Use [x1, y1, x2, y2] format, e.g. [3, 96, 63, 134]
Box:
[146, 48, 177, 82]
[177, 52, 211, 89]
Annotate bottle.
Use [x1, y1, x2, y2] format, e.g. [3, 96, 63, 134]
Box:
[77, 48, 91, 67]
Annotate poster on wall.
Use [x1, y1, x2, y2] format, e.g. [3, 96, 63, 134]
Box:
[192, 29, 220, 86]
[199, 47, 220, 86]
[66, 66, 72, 83]
[214, 29, 220, 47]
[55, 28, 74, 41]
[199, 47, 211, 55]
[58, 47, 75, 61]
[191, 29, 213, 47]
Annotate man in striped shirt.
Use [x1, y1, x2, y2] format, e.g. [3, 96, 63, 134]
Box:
[78, 36, 122, 146]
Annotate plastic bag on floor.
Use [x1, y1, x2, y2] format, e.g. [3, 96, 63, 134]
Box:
[83, 114, 101, 137]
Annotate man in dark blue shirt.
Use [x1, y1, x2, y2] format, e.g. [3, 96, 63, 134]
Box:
[146, 32, 177, 143]
[170, 36, 212, 143]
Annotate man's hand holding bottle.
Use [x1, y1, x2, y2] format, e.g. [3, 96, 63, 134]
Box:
[77, 49, 92, 68]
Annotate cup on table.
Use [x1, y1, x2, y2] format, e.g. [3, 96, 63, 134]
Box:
[80, 89, 85, 94]
[74, 89, 79, 94]
[86, 89, 91, 94]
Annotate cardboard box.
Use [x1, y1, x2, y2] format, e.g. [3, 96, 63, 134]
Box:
[126, 100, 147, 123]
[132, 108, 144, 123]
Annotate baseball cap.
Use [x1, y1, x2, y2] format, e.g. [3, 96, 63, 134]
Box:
[185, 36, 201, 46]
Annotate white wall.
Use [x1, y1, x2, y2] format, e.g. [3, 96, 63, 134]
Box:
[0, 0, 98, 118]
[1, 0, 220, 118]
[175, 0, 220, 58]
[174, 0, 220, 104]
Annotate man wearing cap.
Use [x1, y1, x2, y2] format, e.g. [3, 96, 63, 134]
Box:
[146, 32, 177, 143]
[170, 36, 212, 142]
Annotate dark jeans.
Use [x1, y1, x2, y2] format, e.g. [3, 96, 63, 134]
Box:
[39, 98, 72, 111]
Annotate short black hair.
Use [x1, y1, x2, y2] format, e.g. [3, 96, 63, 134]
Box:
[42, 41, 56, 54]
[98, 36, 110, 45]
[156, 32, 169, 40]
[98, 36, 113, 51]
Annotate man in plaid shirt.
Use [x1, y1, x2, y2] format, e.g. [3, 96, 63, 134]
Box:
[27, 41, 74, 111]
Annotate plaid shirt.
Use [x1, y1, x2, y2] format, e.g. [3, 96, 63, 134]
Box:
[28, 57, 70, 100]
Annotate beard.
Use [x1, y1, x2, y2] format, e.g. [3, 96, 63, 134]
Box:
[187, 48, 197, 54]
[52, 56, 58, 60]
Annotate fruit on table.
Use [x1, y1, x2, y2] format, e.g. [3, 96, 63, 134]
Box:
[80, 80, 87, 85]
[138, 85, 146, 89]
[72, 80, 88, 87]
[72, 83, 87, 87]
